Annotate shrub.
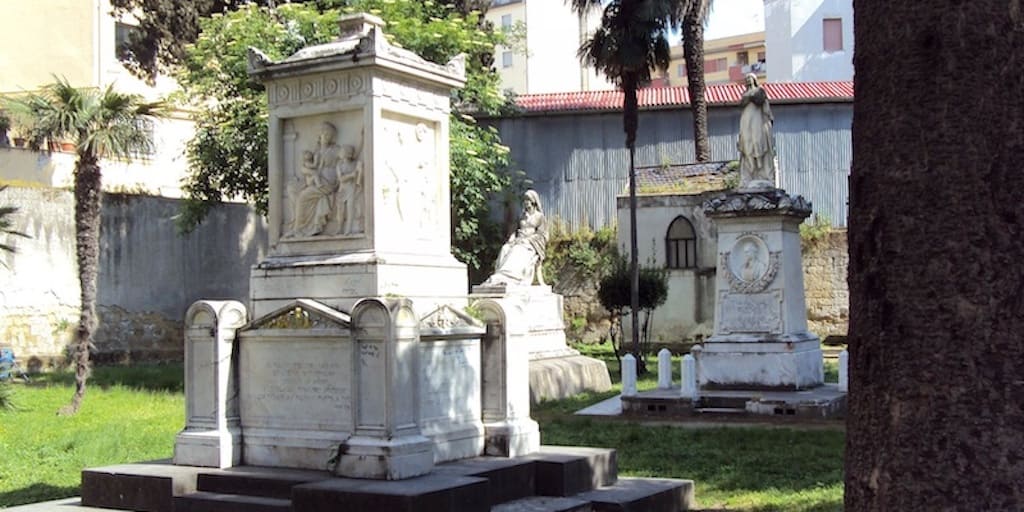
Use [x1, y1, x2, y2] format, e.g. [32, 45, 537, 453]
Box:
[597, 256, 669, 373]
[542, 220, 618, 288]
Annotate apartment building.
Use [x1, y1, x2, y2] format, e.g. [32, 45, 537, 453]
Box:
[0, 0, 193, 197]
[485, 0, 614, 95]
[666, 31, 767, 87]
[764, 0, 854, 82]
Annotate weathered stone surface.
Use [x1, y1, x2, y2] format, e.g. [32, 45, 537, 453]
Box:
[801, 230, 848, 338]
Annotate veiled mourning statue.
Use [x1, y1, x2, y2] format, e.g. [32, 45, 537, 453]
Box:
[482, 190, 548, 287]
[737, 73, 777, 188]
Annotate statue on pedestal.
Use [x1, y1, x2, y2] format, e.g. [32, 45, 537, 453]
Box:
[482, 190, 548, 287]
[737, 73, 776, 189]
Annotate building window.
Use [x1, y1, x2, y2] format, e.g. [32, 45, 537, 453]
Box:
[115, 22, 138, 58]
[502, 51, 513, 68]
[666, 216, 697, 269]
[130, 118, 157, 158]
[704, 57, 728, 73]
[823, 18, 844, 52]
[501, 14, 512, 29]
[677, 63, 686, 78]
[757, 51, 766, 62]
[736, 51, 749, 66]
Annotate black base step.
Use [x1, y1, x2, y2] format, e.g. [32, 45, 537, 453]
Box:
[173, 491, 291, 512]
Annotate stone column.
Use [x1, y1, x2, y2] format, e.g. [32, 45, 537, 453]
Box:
[335, 298, 434, 479]
[474, 298, 541, 457]
[700, 189, 823, 390]
[174, 300, 247, 468]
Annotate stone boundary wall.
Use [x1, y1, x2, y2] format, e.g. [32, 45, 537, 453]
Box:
[0, 187, 268, 369]
[802, 229, 849, 340]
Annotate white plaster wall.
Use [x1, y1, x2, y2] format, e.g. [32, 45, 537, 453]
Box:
[615, 195, 718, 342]
[765, 0, 854, 82]
[523, 1, 587, 94]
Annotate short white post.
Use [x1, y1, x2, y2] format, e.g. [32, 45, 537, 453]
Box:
[680, 354, 698, 399]
[657, 348, 673, 390]
[622, 354, 637, 397]
[838, 349, 849, 393]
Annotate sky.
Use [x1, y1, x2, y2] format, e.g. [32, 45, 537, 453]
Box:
[669, 0, 766, 44]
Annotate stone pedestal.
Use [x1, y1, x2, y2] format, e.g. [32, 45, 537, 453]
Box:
[700, 188, 823, 390]
[247, 13, 469, 320]
[335, 299, 434, 480]
[472, 295, 541, 457]
[174, 301, 247, 468]
[471, 284, 611, 402]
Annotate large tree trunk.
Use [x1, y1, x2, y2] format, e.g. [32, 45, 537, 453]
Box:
[61, 154, 102, 415]
[682, 9, 710, 163]
[846, 2, 1024, 509]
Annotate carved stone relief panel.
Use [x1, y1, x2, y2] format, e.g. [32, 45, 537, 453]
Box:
[269, 72, 368, 108]
[380, 113, 438, 240]
[281, 112, 366, 240]
[722, 233, 781, 294]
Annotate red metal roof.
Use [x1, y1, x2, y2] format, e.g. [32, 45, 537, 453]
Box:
[514, 81, 854, 113]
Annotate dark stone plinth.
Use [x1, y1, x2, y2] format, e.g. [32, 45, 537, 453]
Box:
[173, 492, 290, 512]
[578, 477, 694, 512]
[433, 456, 536, 506]
[291, 473, 489, 512]
[197, 467, 330, 500]
[80, 460, 204, 512]
[528, 446, 617, 497]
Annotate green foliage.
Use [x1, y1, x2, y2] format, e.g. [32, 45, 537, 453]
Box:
[449, 117, 513, 273]
[175, 2, 518, 276]
[111, 0, 280, 84]
[3, 76, 167, 160]
[597, 255, 669, 369]
[176, 5, 336, 227]
[800, 213, 833, 250]
[597, 256, 669, 313]
[0, 186, 29, 255]
[542, 222, 618, 287]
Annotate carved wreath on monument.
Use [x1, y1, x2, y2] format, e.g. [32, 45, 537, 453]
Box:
[721, 233, 780, 294]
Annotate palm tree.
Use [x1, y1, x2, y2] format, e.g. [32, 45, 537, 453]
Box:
[679, 0, 712, 162]
[846, 1, 1024, 509]
[571, 0, 672, 371]
[0, 186, 30, 257]
[4, 77, 165, 415]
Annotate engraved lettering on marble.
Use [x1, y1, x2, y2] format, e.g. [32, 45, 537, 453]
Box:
[240, 341, 352, 431]
[723, 233, 780, 294]
[717, 290, 783, 334]
[358, 342, 385, 427]
[419, 342, 480, 422]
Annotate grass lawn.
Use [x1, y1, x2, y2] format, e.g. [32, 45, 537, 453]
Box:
[0, 366, 184, 507]
[0, 348, 844, 511]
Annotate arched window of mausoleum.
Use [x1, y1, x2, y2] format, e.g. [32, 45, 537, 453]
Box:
[666, 216, 697, 269]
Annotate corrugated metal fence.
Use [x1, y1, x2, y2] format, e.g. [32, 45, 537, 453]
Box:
[483, 101, 852, 229]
